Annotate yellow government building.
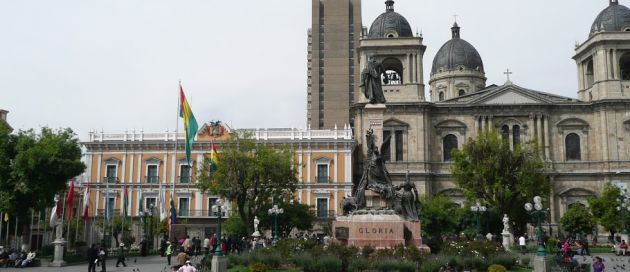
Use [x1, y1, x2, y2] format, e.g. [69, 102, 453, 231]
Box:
[81, 122, 354, 244]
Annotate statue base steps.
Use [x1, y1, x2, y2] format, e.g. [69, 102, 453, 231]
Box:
[333, 210, 427, 251]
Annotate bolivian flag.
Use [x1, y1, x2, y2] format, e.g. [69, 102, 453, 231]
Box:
[179, 84, 199, 165]
[210, 141, 219, 171]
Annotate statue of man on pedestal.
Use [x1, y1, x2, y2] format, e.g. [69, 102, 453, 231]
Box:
[394, 171, 420, 221]
[361, 56, 387, 104]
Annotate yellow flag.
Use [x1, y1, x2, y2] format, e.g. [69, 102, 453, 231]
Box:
[3, 212, 7, 222]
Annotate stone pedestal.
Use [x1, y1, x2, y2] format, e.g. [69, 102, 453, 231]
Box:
[211, 255, 227, 272]
[333, 211, 427, 250]
[533, 255, 553, 272]
[48, 238, 67, 267]
[502, 232, 514, 252]
[364, 104, 386, 148]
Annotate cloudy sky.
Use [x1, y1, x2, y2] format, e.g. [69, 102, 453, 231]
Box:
[0, 0, 609, 139]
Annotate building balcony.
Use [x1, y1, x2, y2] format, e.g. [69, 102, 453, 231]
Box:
[178, 176, 192, 184]
[177, 210, 228, 218]
[102, 177, 119, 183]
[316, 176, 330, 184]
[144, 176, 160, 184]
[314, 209, 335, 219]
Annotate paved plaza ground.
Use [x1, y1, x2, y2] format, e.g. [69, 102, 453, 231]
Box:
[1, 255, 174, 272]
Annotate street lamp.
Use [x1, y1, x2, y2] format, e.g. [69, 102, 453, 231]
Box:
[470, 200, 487, 238]
[617, 190, 630, 235]
[268, 204, 284, 242]
[525, 196, 547, 256]
[213, 199, 228, 257]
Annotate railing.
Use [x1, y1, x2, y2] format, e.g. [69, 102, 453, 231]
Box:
[176, 210, 228, 218]
[178, 176, 192, 184]
[96, 209, 121, 217]
[315, 210, 335, 219]
[316, 176, 330, 184]
[145, 176, 160, 184]
[102, 177, 119, 183]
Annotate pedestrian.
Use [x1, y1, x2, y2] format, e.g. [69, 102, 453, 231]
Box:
[116, 243, 127, 267]
[203, 236, 210, 256]
[592, 256, 605, 272]
[176, 248, 189, 270]
[19, 250, 36, 268]
[98, 245, 107, 272]
[210, 234, 217, 252]
[177, 260, 198, 272]
[166, 241, 173, 265]
[519, 235, 526, 253]
[87, 244, 97, 272]
[620, 240, 628, 256]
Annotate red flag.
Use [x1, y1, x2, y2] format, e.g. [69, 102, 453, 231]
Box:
[65, 180, 75, 219]
[82, 186, 90, 223]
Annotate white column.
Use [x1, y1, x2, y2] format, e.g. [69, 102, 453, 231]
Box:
[96, 153, 102, 184]
[170, 148, 176, 184]
[121, 153, 127, 183]
[543, 115, 551, 160]
[162, 154, 168, 184]
[613, 49, 619, 80]
[196, 153, 203, 177]
[334, 151, 338, 183]
[137, 153, 143, 184]
[129, 153, 134, 184]
[298, 152, 303, 182]
[86, 152, 93, 183]
[537, 115, 543, 152]
[306, 152, 311, 183]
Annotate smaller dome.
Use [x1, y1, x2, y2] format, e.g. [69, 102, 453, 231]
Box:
[431, 23, 484, 75]
[368, 1, 413, 38]
[590, 0, 630, 36]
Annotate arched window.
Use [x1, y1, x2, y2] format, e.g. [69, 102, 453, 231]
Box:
[382, 57, 403, 85]
[443, 134, 458, 161]
[501, 125, 509, 141]
[565, 133, 581, 161]
[585, 60, 594, 88]
[458, 89, 466, 96]
[620, 53, 630, 80]
[513, 125, 520, 146]
[439, 92, 445, 101]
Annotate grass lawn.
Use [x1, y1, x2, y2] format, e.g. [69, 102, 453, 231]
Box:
[509, 266, 533, 272]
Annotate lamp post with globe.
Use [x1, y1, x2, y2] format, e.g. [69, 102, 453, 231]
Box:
[470, 200, 487, 238]
[525, 196, 547, 256]
[211, 199, 228, 272]
[268, 204, 284, 242]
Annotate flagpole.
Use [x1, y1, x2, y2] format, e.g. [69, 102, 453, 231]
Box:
[14, 217, 18, 249]
[173, 81, 181, 236]
[5, 215, 9, 246]
[0, 212, 3, 246]
[30, 209, 34, 249]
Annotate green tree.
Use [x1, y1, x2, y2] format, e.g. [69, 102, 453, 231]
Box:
[420, 196, 463, 238]
[0, 123, 85, 233]
[451, 131, 549, 234]
[588, 182, 623, 236]
[258, 202, 315, 237]
[561, 205, 596, 236]
[197, 134, 298, 235]
[224, 216, 248, 238]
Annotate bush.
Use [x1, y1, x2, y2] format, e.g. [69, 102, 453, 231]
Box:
[460, 256, 489, 271]
[488, 264, 507, 272]
[519, 256, 531, 267]
[313, 255, 342, 272]
[491, 254, 517, 269]
[374, 259, 416, 272]
[348, 257, 370, 272]
[249, 262, 269, 272]
[257, 252, 281, 269]
[441, 240, 504, 257]
[361, 245, 375, 258]
[292, 253, 315, 271]
[227, 254, 247, 268]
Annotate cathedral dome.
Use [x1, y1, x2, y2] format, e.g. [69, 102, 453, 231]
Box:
[368, 1, 413, 38]
[590, 0, 630, 36]
[431, 23, 484, 75]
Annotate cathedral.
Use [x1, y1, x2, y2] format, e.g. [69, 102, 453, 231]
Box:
[350, 0, 630, 229]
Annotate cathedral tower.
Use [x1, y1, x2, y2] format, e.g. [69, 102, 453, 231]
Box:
[574, 0, 630, 101]
[429, 23, 486, 102]
[356, 0, 426, 103]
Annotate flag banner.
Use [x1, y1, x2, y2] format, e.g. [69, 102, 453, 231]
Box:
[50, 195, 62, 226]
[159, 187, 167, 221]
[123, 184, 129, 218]
[170, 193, 177, 225]
[210, 141, 219, 171]
[179, 84, 199, 164]
[4, 212, 8, 222]
[138, 186, 144, 216]
[65, 180, 75, 219]
[82, 186, 90, 222]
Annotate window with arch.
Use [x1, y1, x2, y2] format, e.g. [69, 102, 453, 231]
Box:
[565, 133, 581, 161]
[513, 125, 520, 146]
[458, 89, 466, 96]
[443, 134, 458, 161]
[585, 59, 594, 87]
[620, 52, 630, 80]
[501, 125, 509, 141]
[382, 57, 403, 85]
[439, 92, 445, 101]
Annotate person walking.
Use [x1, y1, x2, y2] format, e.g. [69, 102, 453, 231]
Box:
[166, 241, 173, 266]
[177, 260, 198, 272]
[203, 236, 210, 256]
[115, 243, 127, 267]
[592, 256, 605, 272]
[87, 244, 97, 272]
[518, 235, 526, 253]
[176, 248, 189, 270]
[98, 245, 107, 272]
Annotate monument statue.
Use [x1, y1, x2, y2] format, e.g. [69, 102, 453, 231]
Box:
[253, 216, 260, 233]
[360, 56, 387, 104]
[394, 171, 420, 221]
[502, 214, 510, 233]
[355, 129, 395, 209]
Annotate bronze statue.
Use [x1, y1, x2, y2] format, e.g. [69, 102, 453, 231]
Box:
[355, 129, 395, 209]
[360, 56, 387, 104]
[394, 171, 420, 221]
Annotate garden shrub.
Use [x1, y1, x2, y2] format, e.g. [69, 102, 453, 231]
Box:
[419, 257, 447, 272]
[258, 252, 282, 269]
[459, 256, 488, 271]
[487, 264, 507, 272]
[227, 254, 246, 268]
[490, 253, 517, 269]
[313, 255, 343, 272]
[361, 245, 375, 258]
[249, 262, 269, 272]
[348, 257, 370, 272]
[374, 259, 416, 272]
[519, 256, 531, 267]
[291, 253, 315, 271]
[441, 240, 504, 257]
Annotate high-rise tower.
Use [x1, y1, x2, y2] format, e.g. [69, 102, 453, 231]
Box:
[307, 0, 362, 129]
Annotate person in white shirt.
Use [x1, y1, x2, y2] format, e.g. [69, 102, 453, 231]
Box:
[203, 236, 210, 256]
[519, 235, 527, 252]
[20, 250, 36, 268]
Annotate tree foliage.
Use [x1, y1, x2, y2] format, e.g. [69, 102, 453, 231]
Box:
[0, 123, 85, 223]
[258, 202, 315, 237]
[560, 205, 596, 236]
[588, 183, 623, 234]
[197, 134, 298, 234]
[420, 196, 463, 238]
[451, 131, 549, 234]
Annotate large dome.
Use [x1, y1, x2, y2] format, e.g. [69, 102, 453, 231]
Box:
[590, 0, 630, 36]
[431, 23, 484, 74]
[368, 1, 413, 38]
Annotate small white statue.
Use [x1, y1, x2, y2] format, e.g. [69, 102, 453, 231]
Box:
[502, 214, 510, 233]
[253, 216, 259, 233]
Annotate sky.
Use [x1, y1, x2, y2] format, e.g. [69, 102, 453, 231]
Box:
[0, 0, 610, 140]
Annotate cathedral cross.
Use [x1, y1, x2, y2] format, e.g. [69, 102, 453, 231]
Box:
[504, 68, 513, 81]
